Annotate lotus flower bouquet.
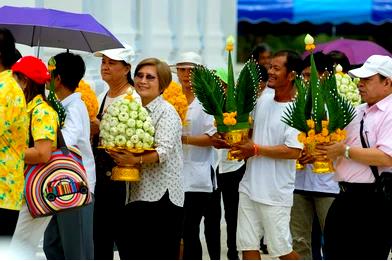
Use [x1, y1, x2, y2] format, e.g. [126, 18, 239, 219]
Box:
[335, 65, 362, 106]
[99, 91, 155, 181]
[190, 36, 261, 160]
[282, 34, 356, 173]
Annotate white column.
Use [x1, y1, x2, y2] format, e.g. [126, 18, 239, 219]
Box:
[139, 0, 173, 63]
[169, 0, 201, 64]
[200, 0, 225, 68]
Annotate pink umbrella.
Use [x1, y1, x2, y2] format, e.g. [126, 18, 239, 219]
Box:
[313, 39, 392, 65]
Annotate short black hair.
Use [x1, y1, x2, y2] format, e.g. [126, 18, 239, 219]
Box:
[0, 28, 18, 69]
[53, 52, 85, 92]
[302, 51, 333, 73]
[327, 50, 351, 73]
[250, 43, 271, 61]
[273, 50, 302, 76]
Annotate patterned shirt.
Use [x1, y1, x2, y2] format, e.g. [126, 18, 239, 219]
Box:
[129, 96, 184, 207]
[0, 70, 28, 210]
[28, 95, 58, 148]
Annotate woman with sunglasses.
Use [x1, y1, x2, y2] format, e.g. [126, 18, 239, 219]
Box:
[108, 58, 184, 260]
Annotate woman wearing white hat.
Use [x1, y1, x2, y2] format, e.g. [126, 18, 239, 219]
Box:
[173, 52, 221, 260]
[91, 45, 140, 259]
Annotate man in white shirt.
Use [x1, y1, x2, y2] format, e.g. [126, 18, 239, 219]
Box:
[174, 52, 220, 260]
[233, 50, 303, 260]
[43, 52, 95, 259]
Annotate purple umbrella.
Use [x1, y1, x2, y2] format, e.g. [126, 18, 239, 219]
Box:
[313, 38, 391, 65]
[0, 6, 123, 53]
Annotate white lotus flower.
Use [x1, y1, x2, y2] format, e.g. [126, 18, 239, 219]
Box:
[109, 117, 119, 127]
[107, 106, 120, 117]
[118, 111, 129, 122]
[110, 126, 119, 136]
[117, 123, 127, 134]
[130, 135, 139, 143]
[127, 118, 136, 128]
[115, 135, 127, 146]
[129, 111, 138, 119]
[135, 141, 144, 149]
[126, 140, 134, 149]
[126, 128, 135, 137]
[119, 104, 129, 113]
[136, 120, 143, 129]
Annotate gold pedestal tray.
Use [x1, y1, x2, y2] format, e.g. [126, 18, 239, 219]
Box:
[305, 143, 334, 174]
[111, 166, 140, 182]
[100, 146, 156, 182]
[312, 156, 335, 174]
[223, 129, 249, 160]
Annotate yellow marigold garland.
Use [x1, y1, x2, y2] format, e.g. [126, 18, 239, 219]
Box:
[75, 80, 99, 120]
[298, 119, 346, 145]
[223, 111, 237, 126]
[162, 81, 188, 125]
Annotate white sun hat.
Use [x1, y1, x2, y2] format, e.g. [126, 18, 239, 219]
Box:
[348, 55, 392, 79]
[94, 43, 135, 65]
[171, 51, 202, 69]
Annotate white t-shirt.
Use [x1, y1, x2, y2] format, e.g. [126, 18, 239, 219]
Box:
[239, 94, 303, 207]
[295, 164, 340, 194]
[183, 98, 217, 192]
[217, 149, 244, 174]
[217, 87, 275, 174]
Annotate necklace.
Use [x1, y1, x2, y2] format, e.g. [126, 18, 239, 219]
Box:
[108, 82, 129, 98]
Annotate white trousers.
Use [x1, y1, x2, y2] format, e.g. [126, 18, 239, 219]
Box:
[9, 204, 51, 260]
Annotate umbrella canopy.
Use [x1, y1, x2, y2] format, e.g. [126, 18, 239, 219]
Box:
[312, 39, 392, 65]
[0, 6, 123, 53]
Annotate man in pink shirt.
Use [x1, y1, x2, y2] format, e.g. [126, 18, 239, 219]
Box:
[318, 55, 392, 259]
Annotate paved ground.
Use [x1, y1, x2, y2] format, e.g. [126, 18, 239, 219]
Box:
[201, 221, 274, 260]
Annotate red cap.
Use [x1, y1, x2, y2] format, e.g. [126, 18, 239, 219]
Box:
[12, 56, 50, 84]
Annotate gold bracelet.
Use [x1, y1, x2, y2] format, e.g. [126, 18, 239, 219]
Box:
[140, 155, 143, 164]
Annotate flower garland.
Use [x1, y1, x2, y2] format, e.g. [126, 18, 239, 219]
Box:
[297, 119, 346, 145]
[190, 36, 260, 132]
[75, 80, 99, 120]
[162, 81, 188, 125]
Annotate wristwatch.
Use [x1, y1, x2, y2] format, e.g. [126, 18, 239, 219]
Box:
[344, 145, 351, 159]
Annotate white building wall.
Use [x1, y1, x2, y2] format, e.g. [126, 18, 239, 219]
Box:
[0, 0, 236, 96]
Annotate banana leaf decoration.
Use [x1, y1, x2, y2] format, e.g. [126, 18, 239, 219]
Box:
[282, 34, 356, 134]
[191, 36, 260, 132]
[191, 65, 225, 126]
[321, 71, 356, 132]
[47, 57, 66, 127]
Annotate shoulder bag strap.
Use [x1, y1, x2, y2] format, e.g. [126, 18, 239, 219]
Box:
[359, 116, 380, 182]
[57, 126, 70, 156]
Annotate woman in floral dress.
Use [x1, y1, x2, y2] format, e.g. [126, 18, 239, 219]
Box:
[9, 56, 58, 259]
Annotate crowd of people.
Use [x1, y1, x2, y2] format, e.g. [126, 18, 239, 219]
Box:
[1, 26, 392, 260]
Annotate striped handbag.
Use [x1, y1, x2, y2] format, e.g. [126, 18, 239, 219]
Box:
[24, 128, 92, 218]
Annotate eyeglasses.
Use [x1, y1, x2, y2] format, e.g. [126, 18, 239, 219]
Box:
[135, 73, 157, 82]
